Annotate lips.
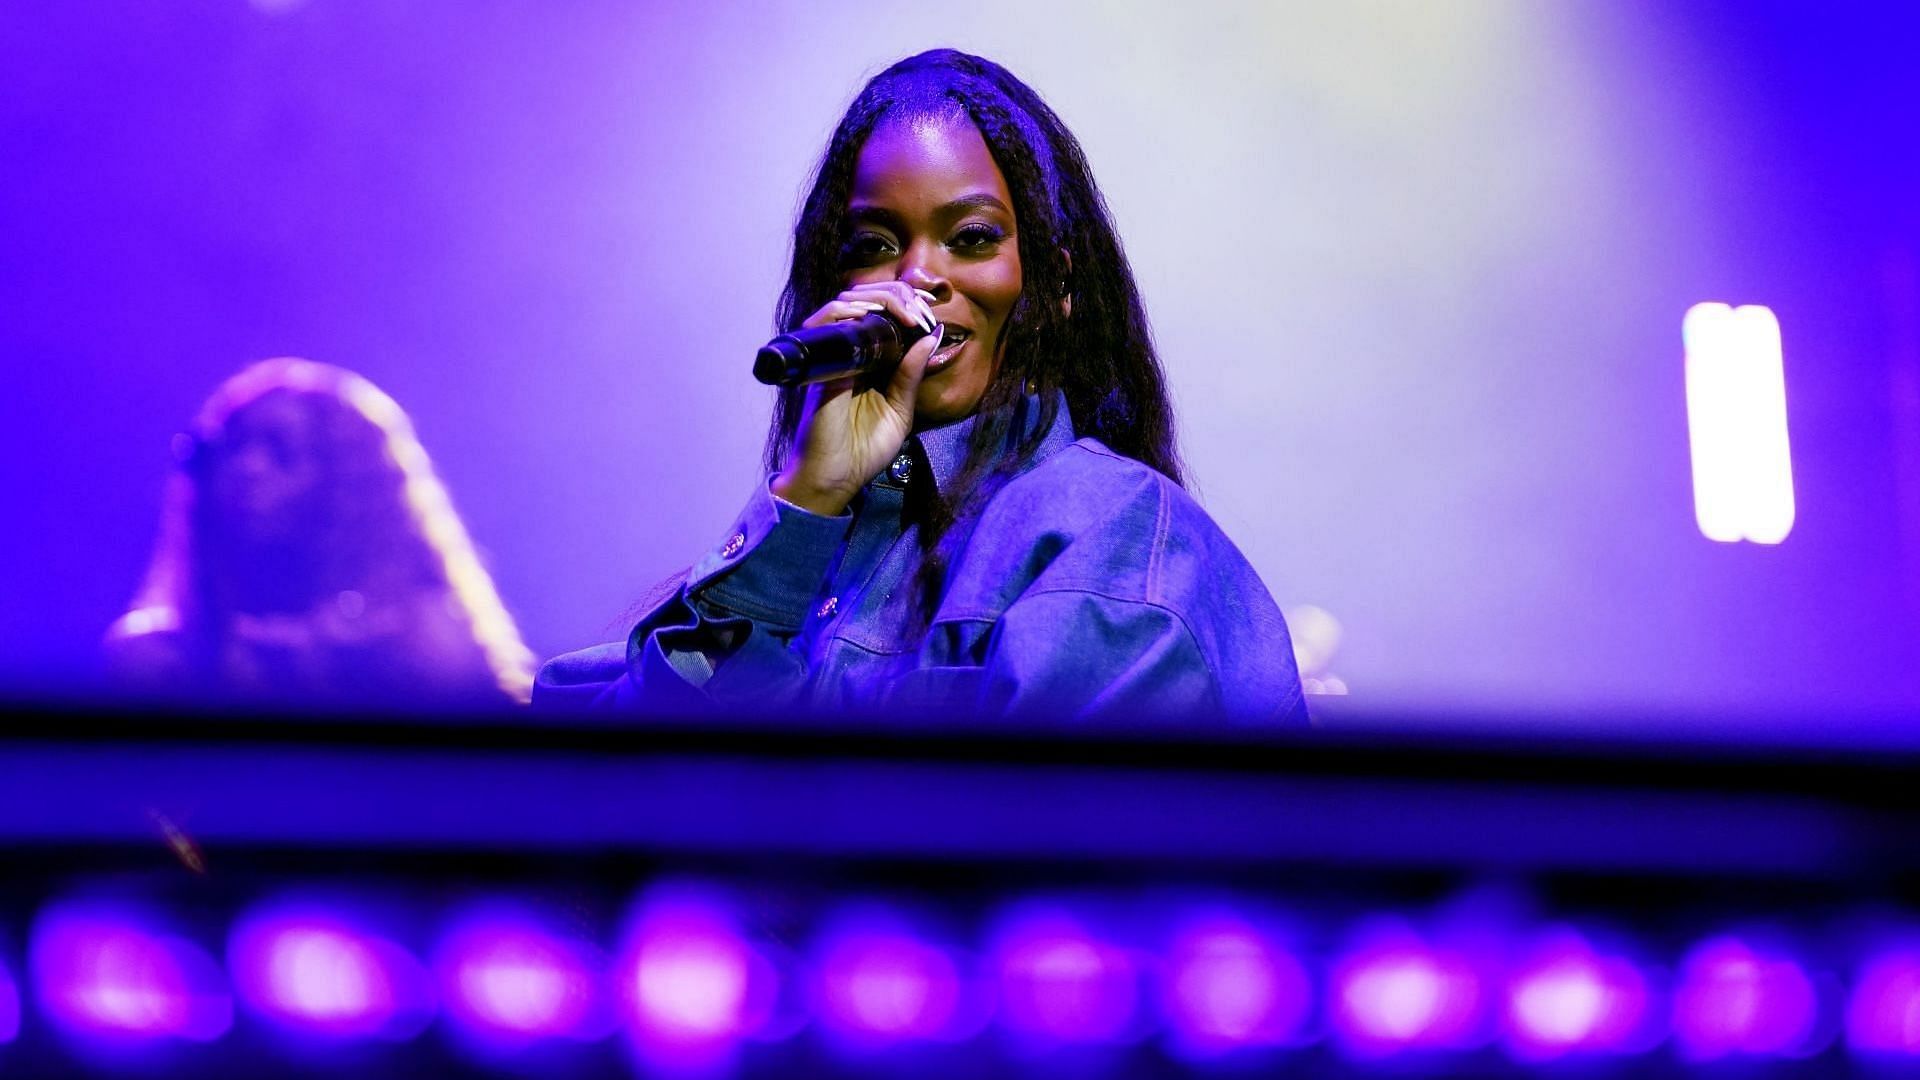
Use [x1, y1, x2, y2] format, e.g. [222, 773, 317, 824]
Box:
[928, 325, 971, 370]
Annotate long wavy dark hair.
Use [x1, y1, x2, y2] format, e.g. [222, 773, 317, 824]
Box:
[769, 49, 1184, 612]
[107, 358, 535, 702]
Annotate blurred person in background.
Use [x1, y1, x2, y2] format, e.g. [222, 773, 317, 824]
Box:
[105, 358, 534, 708]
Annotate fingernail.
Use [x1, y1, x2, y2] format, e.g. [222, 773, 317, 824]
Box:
[850, 300, 884, 311]
[913, 288, 937, 304]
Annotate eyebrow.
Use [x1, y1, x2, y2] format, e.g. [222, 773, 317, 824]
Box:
[848, 192, 1013, 227]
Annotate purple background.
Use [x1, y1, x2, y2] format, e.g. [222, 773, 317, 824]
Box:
[1, 1, 1915, 728]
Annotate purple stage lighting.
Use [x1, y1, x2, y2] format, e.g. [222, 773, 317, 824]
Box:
[618, 887, 777, 1071]
[229, 906, 434, 1039]
[30, 903, 231, 1042]
[628, 917, 750, 1039]
[1682, 302, 1796, 544]
[0, 957, 20, 1043]
[1160, 915, 1311, 1056]
[1501, 929, 1650, 1059]
[1672, 936, 1819, 1059]
[994, 909, 1140, 1046]
[1847, 950, 1920, 1055]
[436, 908, 605, 1047]
[813, 913, 965, 1046]
[1331, 921, 1482, 1055]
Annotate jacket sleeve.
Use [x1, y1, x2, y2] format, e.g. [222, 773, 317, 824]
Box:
[533, 481, 851, 712]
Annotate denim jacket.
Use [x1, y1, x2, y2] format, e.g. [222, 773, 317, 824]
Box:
[536, 395, 1307, 723]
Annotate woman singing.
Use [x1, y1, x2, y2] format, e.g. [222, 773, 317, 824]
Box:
[540, 49, 1306, 722]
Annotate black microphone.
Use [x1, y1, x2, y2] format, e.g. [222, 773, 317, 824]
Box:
[753, 313, 935, 387]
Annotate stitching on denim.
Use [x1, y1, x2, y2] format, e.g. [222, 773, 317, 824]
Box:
[693, 587, 806, 633]
[1147, 475, 1170, 605]
[994, 586, 1219, 707]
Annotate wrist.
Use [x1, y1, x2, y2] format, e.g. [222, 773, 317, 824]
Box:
[771, 470, 854, 517]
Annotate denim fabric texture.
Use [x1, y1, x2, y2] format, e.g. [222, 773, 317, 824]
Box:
[537, 394, 1308, 723]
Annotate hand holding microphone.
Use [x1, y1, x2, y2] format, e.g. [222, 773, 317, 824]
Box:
[754, 308, 936, 387]
[767, 282, 944, 517]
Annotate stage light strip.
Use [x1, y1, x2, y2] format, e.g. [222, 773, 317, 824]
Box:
[1683, 303, 1796, 544]
[13, 891, 1920, 1067]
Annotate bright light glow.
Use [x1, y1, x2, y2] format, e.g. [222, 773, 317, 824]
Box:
[815, 915, 962, 1045]
[1502, 930, 1649, 1058]
[1285, 604, 1343, 677]
[437, 908, 604, 1047]
[273, 930, 384, 1020]
[1332, 923, 1481, 1054]
[618, 887, 776, 1073]
[1848, 951, 1920, 1055]
[995, 910, 1139, 1045]
[1683, 302, 1795, 544]
[1672, 936, 1818, 1059]
[30, 904, 231, 1041]
[633, 933, 749, 1039]
[1160, 916, 1311, 1055]
[229, 907, 434, 1039]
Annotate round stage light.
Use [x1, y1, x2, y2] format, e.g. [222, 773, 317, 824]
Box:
[1159, 915, 1311, 1056]
[228, 904, 434, 1040]
[813, 912, 965, 1047]
[1331, 921, 1482, 1055]
[1672, 936, 1819, 1059]
[617, 884, 780, 1073]
[436, 905, 606, 1049]
[1847, 950, 1920, 1056]
[30, 902, 231, 1043]
[994, 908, 1140, 1046]
[1501, 929, 1650, 1059]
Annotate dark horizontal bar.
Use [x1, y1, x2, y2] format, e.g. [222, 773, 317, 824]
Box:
[0, 727, 1907, 878]
[4, 698, 1919, 801]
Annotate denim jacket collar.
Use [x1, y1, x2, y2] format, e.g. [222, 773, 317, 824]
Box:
[911, 392, 1077, 497]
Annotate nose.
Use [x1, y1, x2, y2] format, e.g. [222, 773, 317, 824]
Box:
[898, 252, 951, 305]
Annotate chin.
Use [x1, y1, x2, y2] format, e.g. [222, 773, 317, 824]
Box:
[915, 380, 988, 428]
[916, 351, 996, 427]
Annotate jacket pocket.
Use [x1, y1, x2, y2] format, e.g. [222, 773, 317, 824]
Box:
[885, 664, 988, 713]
